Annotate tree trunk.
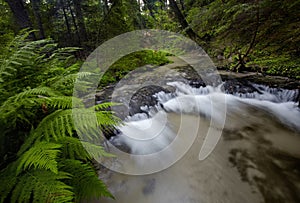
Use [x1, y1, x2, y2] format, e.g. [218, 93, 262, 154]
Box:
[168, 0, 202, 45]
[142, 0, 155, 18]
[5, 0, 35, 39]
[72, 0, 88, 42]
[102, 0, 109, 15]
[67, 0, 81, 45]
[31, 0, 45, 39]
[179, 0, 185, 12]
[233, 0, 260, 72]
[62, 3, 72, 39]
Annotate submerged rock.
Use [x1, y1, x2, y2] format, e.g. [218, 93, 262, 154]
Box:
[142, 178, 156, 195]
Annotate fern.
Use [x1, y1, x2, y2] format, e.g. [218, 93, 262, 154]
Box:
[10, 170, 74, 203]
[33, 109, 75, 141]
[0, 163, 18, 203]
[17, 102, 119, 155]
[60, 159, 113, 202]
[0, 32, 118, 203]
[17, 142, 61, 175]
[50, 71, 96, 88]
[45, 96, 83, 109]
[0, 97, 39, 127]
[13, 87, 63, 101]
[59, 137, 114, 161]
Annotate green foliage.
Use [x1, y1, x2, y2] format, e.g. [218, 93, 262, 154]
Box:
[10, 170, 74, 203]
[98, 0, 144, 43]
[145, 4, 180, 32]
[0, 0, 15, 53]
[61, 159, 114, 201]
[185, 0, 300, 77]
[0, 32, 119, 202]
[248, 55, 300, 79]
[99, 50, 170, 86]
[17, 142, 61, 175]
[0, 31, 79, 98]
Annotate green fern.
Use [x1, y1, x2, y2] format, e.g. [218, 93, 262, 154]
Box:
[0, 163, 18, 203]
[30, 109, 75, 141]
[59, 137, 114, 161]
[17, 142, 61, 175]
[0, 31, 118, 203]
[60, 159, 114, 202]
[10, 170, 74, 203]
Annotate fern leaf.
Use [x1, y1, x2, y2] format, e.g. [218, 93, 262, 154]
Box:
[17, 142, 61, 175]
[31, 109, 74, 141]
[93, 102, 120, 111]
[50, 71, 94, 88]
[45, 96, 83, 109]
[60, 159, 113, 202]
[59, 137, 114, 161]
[10, 170, 74, 203]
[0, 162, 18, 203]
[14, 87, 62, 101]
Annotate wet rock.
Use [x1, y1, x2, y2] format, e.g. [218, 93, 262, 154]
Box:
[102, 126, 121, 139]
[242, 74, 300, 90]
[128, 85, 170, 116]
[223, 79, 260, 94]
[188, 79, 206, 88]
[95, 85, 115, 102]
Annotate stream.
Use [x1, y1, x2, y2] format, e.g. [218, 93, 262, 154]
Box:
[93, 58, 300, 203]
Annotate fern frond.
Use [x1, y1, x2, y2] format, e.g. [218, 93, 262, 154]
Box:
[93, 102, 120, 111]
[95, 111, 121, 128]
[59, 137, 114, 161]
[19, 105, 118, 153]
[13, 100, 89, 155]
[45, 96, 83, 109]
[32, 109, 75, 141]
[0, 162, 18, 203]
[51, 71, 95, 87]
[10, 170, 74, 203]
[17, 141, 62, 175]
[0, 97, 39, 127]
[0, 87, 62, 114]
[61, 159, 113, 201]
[14, 87, 62, 101]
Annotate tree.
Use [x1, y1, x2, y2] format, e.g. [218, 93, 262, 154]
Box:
[168, 0, 203, 45]
[4, 0, 35, 39]
[31, 0, 45, 39]
[72, 0, 88, 42]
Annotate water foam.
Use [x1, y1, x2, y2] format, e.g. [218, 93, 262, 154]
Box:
[111, 82, 300, 157]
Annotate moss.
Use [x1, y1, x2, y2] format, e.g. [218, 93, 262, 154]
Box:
[99, 50, 171, 87]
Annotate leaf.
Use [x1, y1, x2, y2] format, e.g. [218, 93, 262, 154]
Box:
[59, 137, 114, 161]
[10, 170, 74, 203]
[17, 142, 62, 175]
[60, 159, 114, 201]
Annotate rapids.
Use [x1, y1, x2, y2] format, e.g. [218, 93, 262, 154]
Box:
[97, 82, 300, 203]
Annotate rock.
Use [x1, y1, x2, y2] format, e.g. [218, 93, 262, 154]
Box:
[128, 85, 170, 116]
[188, 79, 206, 88]
[223, 78, 260, 94]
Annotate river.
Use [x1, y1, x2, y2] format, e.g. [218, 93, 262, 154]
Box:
[94, 76, 300, 203]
